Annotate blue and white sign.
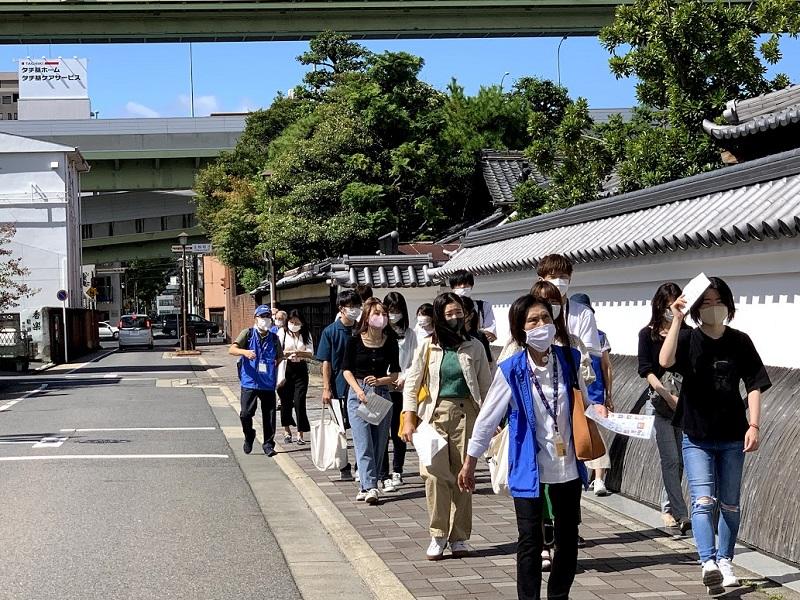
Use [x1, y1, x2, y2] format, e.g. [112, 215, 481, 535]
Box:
[56, 289, 68, 302]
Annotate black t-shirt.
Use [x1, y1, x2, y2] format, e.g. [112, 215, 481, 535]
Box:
[637, 324, 691, 380]
[671, 327, 771, 441]
[342, 334, 401, 380]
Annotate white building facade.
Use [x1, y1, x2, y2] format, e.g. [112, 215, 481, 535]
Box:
[436, 148, 800, 369]
[0, 132, 89, 340]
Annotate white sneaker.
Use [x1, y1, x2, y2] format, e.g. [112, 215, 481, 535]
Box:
[355, 490, 367, 502]
[426, 537, 447, 561]
[701, 560, 724, 595]
[594, 479, 609, 497]
[541, 549, 552, 572]
[382, 478, 396, 493]
[365, 488, 380, 505]
[450, 540, 472, 558]
[718, 558, 740, 587]
[391, 472, 403, 487]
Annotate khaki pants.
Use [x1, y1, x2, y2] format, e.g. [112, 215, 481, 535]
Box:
[420, 397, 477, 541]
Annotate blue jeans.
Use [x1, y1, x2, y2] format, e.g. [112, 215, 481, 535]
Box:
[682, 435, 745, 562]
[347, 383, 392, 491]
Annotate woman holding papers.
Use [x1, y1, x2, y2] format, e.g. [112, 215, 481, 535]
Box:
[401, 292, 492, 561]
[342, 297, 401, 506]
[660, 276, 770, 596]
[458, 294, 606, 600]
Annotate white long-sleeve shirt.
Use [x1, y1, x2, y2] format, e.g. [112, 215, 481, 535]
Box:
[468, 352, 578, 484]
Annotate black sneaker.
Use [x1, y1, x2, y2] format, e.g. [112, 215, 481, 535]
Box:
[340, 464, 355, 482]
[577, 535, 586, 548]
[243, 431, 256, 454]
[263, 443, 277, 457]
[679, 519, 693, 536]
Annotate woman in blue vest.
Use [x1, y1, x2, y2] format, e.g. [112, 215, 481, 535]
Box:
[458, 294, 606, 600]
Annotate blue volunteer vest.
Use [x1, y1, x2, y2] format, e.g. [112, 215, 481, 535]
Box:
[499, 345, 590, 498]
[238, 328, 279, 390]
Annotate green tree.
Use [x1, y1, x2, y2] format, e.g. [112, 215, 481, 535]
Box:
[0, 225, 35, 311]
[514, 82, 615, 218]
[296, 31, 372, 96]
[599, 0, 800, 190]
[124, 258, 174, 315]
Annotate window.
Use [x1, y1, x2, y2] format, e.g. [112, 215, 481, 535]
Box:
[181, 213, 195, 229]
[108, 222, 114, 236]
[0, 114, 4, 120]
[81, 224, 93, 239]
[135, 218, 144, 233]
[6, 113, 10, 120]
[160, 216, 168, 231]
[1, 96, 10, 104]
[92, 276, 113, 303]
[13, 113, 17, 120]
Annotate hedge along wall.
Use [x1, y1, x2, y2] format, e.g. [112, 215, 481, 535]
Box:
[606, 355, 800, 565]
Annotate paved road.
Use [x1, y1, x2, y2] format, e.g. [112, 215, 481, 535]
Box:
[0, 347, 301, 600]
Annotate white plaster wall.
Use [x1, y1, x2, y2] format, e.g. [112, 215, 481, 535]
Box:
[466, 238, 800, 368]
[0, 150, 81, 322]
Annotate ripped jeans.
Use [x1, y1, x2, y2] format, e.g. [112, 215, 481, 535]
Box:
[682, 435, 745, 562]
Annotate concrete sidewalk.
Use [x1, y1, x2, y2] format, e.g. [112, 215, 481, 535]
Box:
[200, 346, 798, 600]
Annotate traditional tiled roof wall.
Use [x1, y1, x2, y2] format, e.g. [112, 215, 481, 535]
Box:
[437, 146, 800, 276]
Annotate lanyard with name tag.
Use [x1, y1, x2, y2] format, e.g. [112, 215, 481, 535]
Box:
[530, 354, 566, 458]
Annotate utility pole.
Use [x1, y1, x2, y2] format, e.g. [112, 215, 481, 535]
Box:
[178, 232, 189, 351]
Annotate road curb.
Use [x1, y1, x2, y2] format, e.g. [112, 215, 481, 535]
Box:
[215, 382, 413, 600]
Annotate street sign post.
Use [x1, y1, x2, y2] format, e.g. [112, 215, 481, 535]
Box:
[56, 290, 68, 363]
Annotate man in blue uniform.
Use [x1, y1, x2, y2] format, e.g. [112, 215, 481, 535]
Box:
[229, 304, 284, 457]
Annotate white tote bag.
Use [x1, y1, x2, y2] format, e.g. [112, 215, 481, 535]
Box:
[487, 425, 511, 496]
[311, 404, 348, 472]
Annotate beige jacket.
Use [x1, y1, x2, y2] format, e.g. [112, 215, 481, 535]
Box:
[402, 337, 492, 424]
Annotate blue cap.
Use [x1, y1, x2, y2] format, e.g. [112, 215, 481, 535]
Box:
[254, 304, 272, 317]
[569, 293, 593, 312]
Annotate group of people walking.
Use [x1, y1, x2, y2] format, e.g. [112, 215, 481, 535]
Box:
[229, 254, 769, 599]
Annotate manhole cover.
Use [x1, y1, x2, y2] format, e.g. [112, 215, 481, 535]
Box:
[77, 439, 130, 444]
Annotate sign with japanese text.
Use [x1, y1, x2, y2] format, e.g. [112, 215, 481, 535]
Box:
[18, 57, 88, 99]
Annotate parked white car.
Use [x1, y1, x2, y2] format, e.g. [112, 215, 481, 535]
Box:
[118, 315, 154, 350]
[98, 321, 119, 340]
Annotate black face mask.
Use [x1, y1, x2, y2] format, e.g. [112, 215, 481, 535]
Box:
[445, 317, 464, 331]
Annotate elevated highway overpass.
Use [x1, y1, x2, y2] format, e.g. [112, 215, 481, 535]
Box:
[0, 116, 245, 192]
[0, 1, 632, 44]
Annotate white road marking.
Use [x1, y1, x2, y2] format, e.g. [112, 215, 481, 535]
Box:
[32, 436, 68, 448]
[59, 427, 217, 432]
[102, 373, 118, 378]
[0, 454, 229, 462]
[64, 350, 116, 375]
[0, 384, 47, 412]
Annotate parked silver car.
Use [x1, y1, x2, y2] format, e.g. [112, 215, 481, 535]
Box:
[118, 315, 154, 350]
[98, 321, 119, 340]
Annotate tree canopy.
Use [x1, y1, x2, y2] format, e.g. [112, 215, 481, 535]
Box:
[0, 225, 35, 311]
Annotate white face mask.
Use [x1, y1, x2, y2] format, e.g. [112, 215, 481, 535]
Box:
[453, 287, 472, 298]
[664, 310, 674, 323]
[700, 305, 728, 326]
[388, 312, 403, 324]
[256, 317, 271, 331]
[288, 323, 302, 333]
[546, 278, 570, 297]
[552, 304, 562, 319]
[526, 323, 556, 352]
[344, 307, 362, 323]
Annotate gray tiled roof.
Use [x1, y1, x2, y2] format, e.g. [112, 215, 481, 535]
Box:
[329, 255, 438, 288]
[436, 147, 800, 276]
[276, 255, 439, 290]
[481, 150, 547, 205]
[703, 84, 800, 140]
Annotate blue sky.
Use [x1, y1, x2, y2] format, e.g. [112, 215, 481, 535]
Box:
[1, 36, 799, 118]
